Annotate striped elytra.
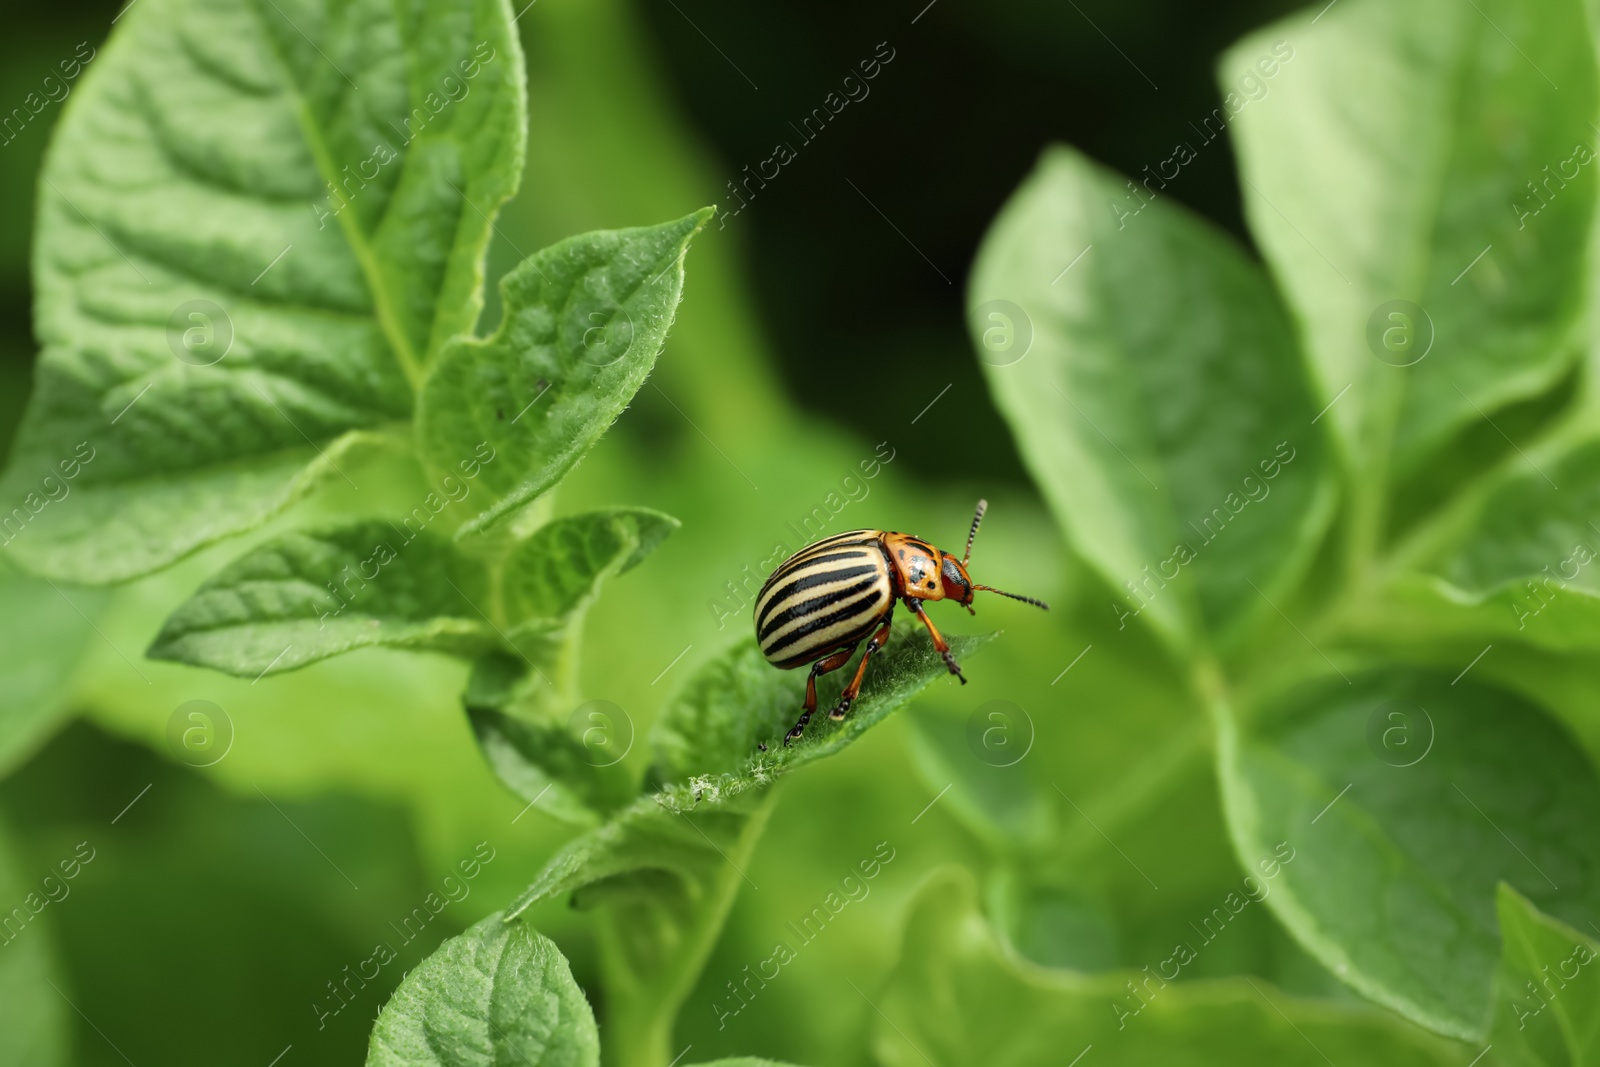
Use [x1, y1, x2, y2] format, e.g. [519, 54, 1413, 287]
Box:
[753, 503, 1049, 748]
[754, 530, 891, 669]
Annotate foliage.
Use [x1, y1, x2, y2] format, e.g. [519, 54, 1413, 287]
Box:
[3, 0, 1600, 1064]
[967, 0, 1600, 1050]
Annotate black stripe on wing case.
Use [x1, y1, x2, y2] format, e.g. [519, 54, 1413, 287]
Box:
[755, 562, 881, 628]
[757, 575, 882, 643]
[762, 585, 888, 657]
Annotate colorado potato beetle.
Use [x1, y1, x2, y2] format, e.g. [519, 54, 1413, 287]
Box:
[754, 500, 1048, 746]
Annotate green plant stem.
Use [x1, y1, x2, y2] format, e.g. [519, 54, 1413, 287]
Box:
[599, 790, 780, 1067]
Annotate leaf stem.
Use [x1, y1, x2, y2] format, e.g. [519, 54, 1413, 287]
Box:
[599, 791, 779, 1067]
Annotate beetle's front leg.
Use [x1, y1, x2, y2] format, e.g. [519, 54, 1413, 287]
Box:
[829, 610, 893, 721]
[906, 599, 965, 684]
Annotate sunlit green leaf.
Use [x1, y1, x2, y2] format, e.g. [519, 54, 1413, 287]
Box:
[367, 913, 599, 1067]
[1214, 669, 1600, 1038]
[0, 814, 68, 1067]
[1, 0, 526, 583]
[652, 629, 994, 784]
[1487, 885, 1600, 1065]
[874, 869, 1464, 1066]
[969, 146, 1332, 653]
[417, 211, 712, 538]
[1223, 0, 1596, 493]
[0, 564, 104, 774]
[147, 522, 498, 677]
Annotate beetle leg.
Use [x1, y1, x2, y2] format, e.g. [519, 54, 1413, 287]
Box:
[907, 599, 966, 684]
[784, 644, 858, 746]
[830, 612, 893, 721]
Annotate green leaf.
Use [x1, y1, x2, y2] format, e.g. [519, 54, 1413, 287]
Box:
[2, 0, 527, 584]
[0, 814, 69, 1067]
[651, 629, 994, 783]
[502, 630, 986, 1063]
[1430, 440, 1600, 597]
[458, 508, 677, 823]
[0, 564, 105, 774]
[366, 913, 599, 1067]
[463, 653, 635, 827]
[417, 210, 713, 539]
[874, 869, 1464, 1067]
[1223, 0, 1596, 493]
[1487, 885, 1600, 1065]
[968, 146, 1332, 653]
[1214, 669, 1600, 1039]
[508, 633, 985, 921]
[147, 522, 499, 677]
[904, 709, 1054, 853]
[500, 507, 680, 677]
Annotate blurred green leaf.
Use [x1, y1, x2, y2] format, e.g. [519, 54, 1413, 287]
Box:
[1, 0, 526, 583]
[1487, 885, 1600, 1065]
[367, 913, 599, 1067]
[0, 564, 103, 774]
[417, 211, 712, 539]
[147, 523, 498, 677]
[874, 869, 1464, 1066]
[969, 146, 1332, 654]
[984, 870, 1121, 973]
[1214, 669, 1600, 1039]
[904, 709, 1054, 853]
[0, 814, 68, 1067]
[1223, 0, 1596, 497]
[1354, 437, 1600, 655]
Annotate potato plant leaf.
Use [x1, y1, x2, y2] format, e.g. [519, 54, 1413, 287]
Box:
[1223, 0, 1597, 493]
[0, 565, 106, 774]
[500, 630, 987, 1060]
[969, 146, 1332, 654]
[366, 913, 599, 1067]
[1487, 885, 1600, 1065]
[464, 653, 636, 827]
[1, 0, 526, 584]
[652, 628, 995, 782]
[499, 507, 680, 678]
[1214, 669, 1600, 1039]
[417, 211, 712, 539]
[874, 869, 1465, 1067]
[456, 509, 677, 823]
[0, 816, 69, 1067]
[147, 522, 499, 676]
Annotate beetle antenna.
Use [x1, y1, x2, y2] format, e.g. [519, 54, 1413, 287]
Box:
[963, 499, 988, 566]
[971, 585, 1049, 610]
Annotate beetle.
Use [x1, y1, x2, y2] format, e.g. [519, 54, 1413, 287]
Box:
[753, 500, 1048, 746]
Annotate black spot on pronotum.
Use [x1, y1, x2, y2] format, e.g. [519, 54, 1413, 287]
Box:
[897, 549, 906, 560]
